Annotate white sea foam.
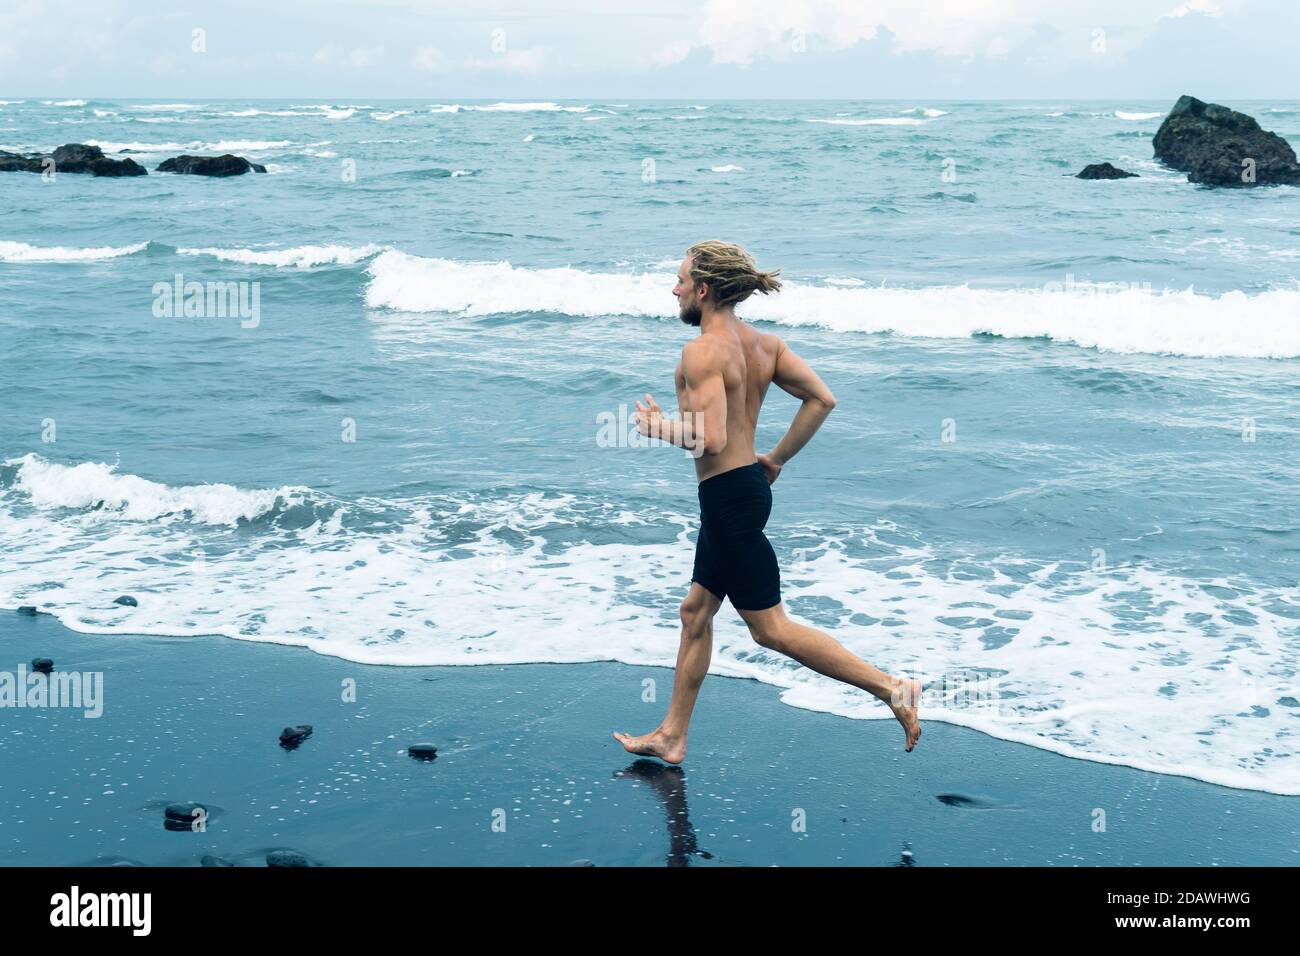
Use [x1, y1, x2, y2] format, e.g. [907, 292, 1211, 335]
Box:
[44, 99, 86, 107]
[711, 163, 744, 172]
[289, 104, 362, 119]
[364, 253, 1300, 359]
[219, 109, 316, 117]
[901, 107, 949, 117]
[430, 102, 588, 113]
[178, 244, 385, 268]
[130, 103, 203, 111]
[2, 453, 1296, 796]
[3, 454, 303, 524]
[0, 241, 148, 263]
[1115, 111, 1163, 121]
[809, 117, 926, 126]
[373, 110, 412, 121]
[84, 138, 293, 155]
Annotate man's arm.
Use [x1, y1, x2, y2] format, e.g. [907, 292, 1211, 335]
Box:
[634, 341, 727, 455]
[766, 336, 836, 467]
[679, 341, 727, 455]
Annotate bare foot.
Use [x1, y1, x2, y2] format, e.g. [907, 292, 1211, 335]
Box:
[612, 729, 686, 764]
[888, 678, 922, 752]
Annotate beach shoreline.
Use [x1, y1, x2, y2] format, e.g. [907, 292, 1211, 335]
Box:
[1, 611, 1294, 867]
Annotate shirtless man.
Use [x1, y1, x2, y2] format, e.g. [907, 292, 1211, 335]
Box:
[612, 239, 921, 763]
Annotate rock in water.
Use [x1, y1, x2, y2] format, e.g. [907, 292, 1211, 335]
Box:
[201, 855, 235, 867]
[1153, 95, 1300, 186]
[31, 658, 54, 673]
[0, 151, 45, 173]
[113, 595, 138, 607]
[408, 743, 438, 760]
[157, 154, 268, 177]
[1076, 162, 1138, 179]
[164, 802, 208, 821]
[17, 606, 38, 615]
[1, 144, 145, 176]
[163, 802, 208, 831]
[266, 850, 309, 867]
[49, 144, 147, 177]
[279, 724, 313, 749]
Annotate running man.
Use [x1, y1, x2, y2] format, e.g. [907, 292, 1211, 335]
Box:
[613, 240, 921, 763]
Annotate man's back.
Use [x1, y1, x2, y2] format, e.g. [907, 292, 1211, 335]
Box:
[676, 317, 782, 481]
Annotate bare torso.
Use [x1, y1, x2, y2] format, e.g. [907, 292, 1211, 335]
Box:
[675, 317, 782, 482]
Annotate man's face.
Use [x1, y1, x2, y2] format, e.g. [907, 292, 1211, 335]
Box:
[674, 257, 703, 327]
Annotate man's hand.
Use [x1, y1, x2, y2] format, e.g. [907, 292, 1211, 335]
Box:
[635, 393, 665, 439]
[756, 452, 782, 484]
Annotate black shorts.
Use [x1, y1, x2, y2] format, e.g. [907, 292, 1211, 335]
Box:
[690, 461, 781, 611]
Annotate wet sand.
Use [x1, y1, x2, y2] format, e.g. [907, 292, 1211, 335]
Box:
[1, 612, 1295, 866]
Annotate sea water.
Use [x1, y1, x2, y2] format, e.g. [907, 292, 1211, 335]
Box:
[1, 98, 1298, 795]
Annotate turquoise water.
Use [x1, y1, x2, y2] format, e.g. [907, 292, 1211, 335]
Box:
[2, 98, 1299, 795]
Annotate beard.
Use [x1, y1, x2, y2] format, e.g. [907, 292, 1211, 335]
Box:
[679, 300, 702, 327]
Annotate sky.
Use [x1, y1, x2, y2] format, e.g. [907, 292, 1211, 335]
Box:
[1, 0, 1297, 100]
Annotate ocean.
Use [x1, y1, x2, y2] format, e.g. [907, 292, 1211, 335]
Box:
[2, 97, 1298, 797]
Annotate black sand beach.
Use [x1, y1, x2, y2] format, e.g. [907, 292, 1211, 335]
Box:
[1, 612, 1295, 867]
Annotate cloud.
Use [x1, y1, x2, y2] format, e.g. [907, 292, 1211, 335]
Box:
[349, 46, 383, 67]
[1164, 0, 1223, 17]
[463, 46, 546, 74]
[312, 44, 385, 68]
[651, 0, 1246, 67]
[412, 45, 445, 72]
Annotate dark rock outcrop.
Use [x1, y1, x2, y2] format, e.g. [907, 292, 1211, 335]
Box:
[279, 724, 313, 749]
[0, 151, 44, 173]
[51, 143, 147, 177]
[408, 743, 438, 760]
[31, 658, 54, 673]
[266, 850, 309, 868]
[113, 595, 138, 607]
[1154, 95, 1300, 186]
[157, 154, 267, 177]
[0, 143, 146, 177]
[1076, 162, 1138, 180]
[163, 802, 208, 831]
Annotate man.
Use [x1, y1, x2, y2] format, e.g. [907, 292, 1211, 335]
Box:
[612, 239, 921, 763]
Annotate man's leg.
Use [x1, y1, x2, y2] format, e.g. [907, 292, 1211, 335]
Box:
[613, 582, 722, 764]
[738, 602, 922, 751]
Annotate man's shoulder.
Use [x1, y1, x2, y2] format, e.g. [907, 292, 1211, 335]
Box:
[681, 335, 726, 362]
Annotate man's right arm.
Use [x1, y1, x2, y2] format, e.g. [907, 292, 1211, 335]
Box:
[767, 336, 837, 468]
